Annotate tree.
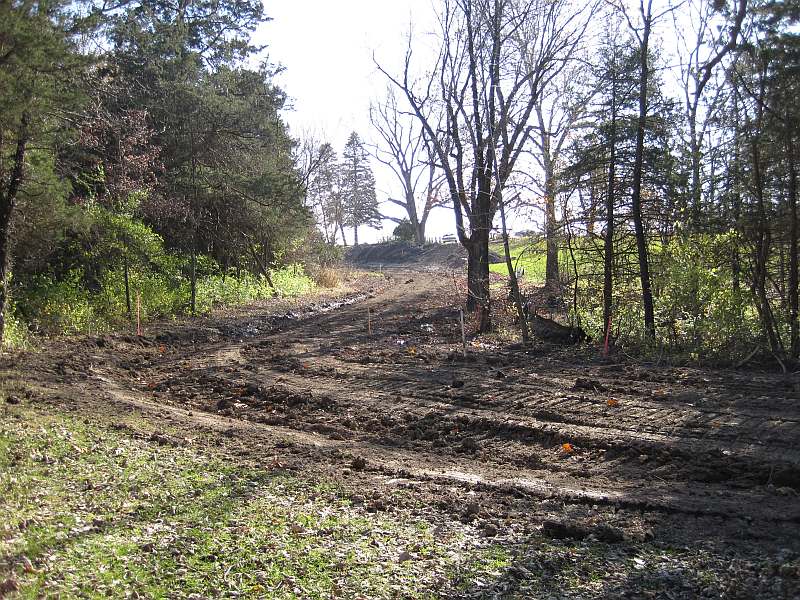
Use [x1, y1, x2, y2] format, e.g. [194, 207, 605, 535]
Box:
[672, 0, 747, 227]
[610, 0, 677, 339]
[0, 0, 89, 344]
[341, 132, 380, 246]
[380, 0, 589, 332]
[370, 88, 446, 244]
[307, 143, 345, 244]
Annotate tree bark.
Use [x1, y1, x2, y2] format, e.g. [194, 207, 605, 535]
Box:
[785, 119, 799, 360]
[604, 85, 617, 346]
[499, 191, 529, 343]
[631, 4, 656, 339]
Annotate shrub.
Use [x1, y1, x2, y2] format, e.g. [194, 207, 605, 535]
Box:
[314, 267, 341, 288]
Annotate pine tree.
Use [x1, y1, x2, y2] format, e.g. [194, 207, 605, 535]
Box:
[341, 132, 380, 246]
[0, 0, 89, 344]
[308, 143, 345, 244]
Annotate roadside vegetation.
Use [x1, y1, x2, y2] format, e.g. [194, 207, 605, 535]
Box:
[490, 234, 761, 363]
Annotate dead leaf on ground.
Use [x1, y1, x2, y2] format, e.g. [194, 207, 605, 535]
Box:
[0, 576, 19, 596]
[21, 555, 37, 574]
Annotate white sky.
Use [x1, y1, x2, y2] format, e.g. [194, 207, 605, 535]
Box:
[255, 0, 532, 243]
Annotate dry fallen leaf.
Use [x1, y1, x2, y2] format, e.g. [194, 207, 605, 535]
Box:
[607, 398, 619, 407]
[0, 576, 19, 595]
[20, 555, 37, 574]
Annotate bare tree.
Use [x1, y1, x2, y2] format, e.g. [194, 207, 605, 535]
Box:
[379, 0, 589, 332]
[515, 1, 596, 292]
[672, 0, 747, 227]
[369, 87, 447, 244]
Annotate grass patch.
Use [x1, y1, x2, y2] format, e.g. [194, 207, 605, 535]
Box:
[0, 404, 510, 598]
[489, 237, 550, 282]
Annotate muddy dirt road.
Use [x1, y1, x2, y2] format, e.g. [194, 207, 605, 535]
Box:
[7, 270, 800, 598]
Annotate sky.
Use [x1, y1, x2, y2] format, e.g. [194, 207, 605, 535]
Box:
[254, 0, 532, 243]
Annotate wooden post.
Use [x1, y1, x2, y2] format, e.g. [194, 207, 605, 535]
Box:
[367, 308, 372, 335]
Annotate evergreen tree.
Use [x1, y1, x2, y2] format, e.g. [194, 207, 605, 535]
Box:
[0, 0, 91, 343]
[340, 132, 379, 246]
[307, 143, 345, 244]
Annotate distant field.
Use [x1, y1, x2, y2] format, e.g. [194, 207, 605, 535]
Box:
[488, 238, 547, 281]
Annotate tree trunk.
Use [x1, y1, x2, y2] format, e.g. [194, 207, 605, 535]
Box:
[353, 226, 359, 246]
[786, 121, 799, 360]
[631, 9, 656, 339]
[751, 138, 782, 354]
[0, 112, 30, 346]
[499, 190, 529, 343]
[544, 175, 559, 290]
[540, 121, 559, 290]
[190, 243, 197, 315]
[465, 240, 491, 333]
[124, 251, 132, 319]
[689, 117, 703, 228]
[604, 96, 617, 345]
[731, 101, 742, 295]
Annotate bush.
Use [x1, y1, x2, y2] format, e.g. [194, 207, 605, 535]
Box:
[271, 264, 315, 297]
[393, 219, 416, 242]
[314, 267, 341, 288]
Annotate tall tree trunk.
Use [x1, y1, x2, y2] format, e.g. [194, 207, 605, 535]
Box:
[786, 121, 799, 360]
[751, 138, 782, 353]
[544, 174, 559, 290]
[353, 226, 359, 246]
[124, 251, 132, 319]
[631, 6, 656, 339]
[190, 243, 197, 315]
[0, 112, 30, 346]
[604, 94, 617, 345]
[538, 109, 559, 290]
[689, 116, 703, 228]
[465, 192, 492, 334]
[499, 190, 529, 343]
[731, 98, 742, 294]
[465, 240, 491, 333]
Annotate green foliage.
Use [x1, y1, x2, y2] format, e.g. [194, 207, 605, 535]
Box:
[393, 219, 416, 242]
[492, 234, 762, 362]
[14, 271, 105, 335]
[10, 204, 320, 336]
[270, 265, 315, 297]
[652, 234, 760, 359]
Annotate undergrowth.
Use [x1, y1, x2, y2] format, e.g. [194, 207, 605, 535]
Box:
[4, 264, 319, 348]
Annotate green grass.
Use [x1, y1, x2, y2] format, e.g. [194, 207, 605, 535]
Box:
[0, 404, 511, 599]
[489, 237, 566, 282]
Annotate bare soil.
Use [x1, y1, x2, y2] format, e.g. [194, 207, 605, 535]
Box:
[4, 270, 800, 598]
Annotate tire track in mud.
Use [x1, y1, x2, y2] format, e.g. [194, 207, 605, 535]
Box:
[108, 270, 800, 527]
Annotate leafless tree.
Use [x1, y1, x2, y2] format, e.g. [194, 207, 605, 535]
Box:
[369, 87, 447, 244]
[379, 0, 590, 332]
[672, 0, 747, 227]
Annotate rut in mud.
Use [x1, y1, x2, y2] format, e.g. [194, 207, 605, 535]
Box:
[8, 269, 800, 592]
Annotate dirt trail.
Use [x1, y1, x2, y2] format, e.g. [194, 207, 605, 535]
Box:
[8, 270, 800, 558]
